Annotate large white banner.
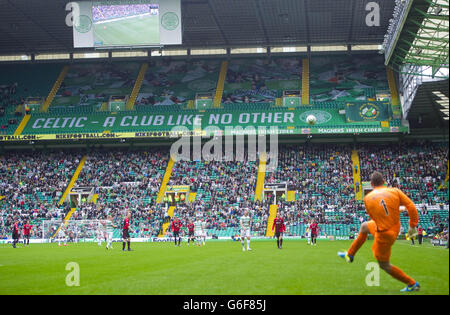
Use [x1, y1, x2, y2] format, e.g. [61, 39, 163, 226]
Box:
[159, 0, 182, 46]
[73, 1, 95, 48]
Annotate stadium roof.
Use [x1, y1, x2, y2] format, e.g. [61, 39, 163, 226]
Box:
[406, 79, 449, 129]
[0, 0, 395, 55]
[383, 0, 449, 78]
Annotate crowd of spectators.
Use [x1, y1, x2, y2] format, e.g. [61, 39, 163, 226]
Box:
[167, 156, 268, 235]
[92, 4, 157, 22]
[359, 141, 448, 205]
[0, 151, 81, 238]
[73, 149, 169, 237]
[267, 145, 355, 210]
[1, 142, 448, 240]
[0, 83, 22, 110]
[77, 149, 168, 187]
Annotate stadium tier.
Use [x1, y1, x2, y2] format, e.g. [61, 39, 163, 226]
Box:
[0, 62, 414, 144]
[223, 57, 302, 104]
[1, 143, 447, 240]
[309, 54, 389, 103]
[0, 54, 413, 142]
[138, 59, 221, 107]
[51, 62, 141, 111]
[0, 63, 63, 114]
[0, 54, 394, 111]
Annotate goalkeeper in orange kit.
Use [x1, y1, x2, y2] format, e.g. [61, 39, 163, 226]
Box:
[338, 171, 420, 292]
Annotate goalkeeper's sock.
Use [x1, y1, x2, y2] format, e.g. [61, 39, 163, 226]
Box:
[122, 242, 125, 250]
[348, 232, 368, 257]
[389, 265, 416, 286]
[127, 241, 131, 250]
[277, 239, 279, 248]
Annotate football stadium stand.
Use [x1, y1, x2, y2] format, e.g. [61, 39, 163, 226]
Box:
[50, 62, 141, 112]
[1, 143, 447, 240]
[0, 54, 447, 241]
[0, 63, 63, 114]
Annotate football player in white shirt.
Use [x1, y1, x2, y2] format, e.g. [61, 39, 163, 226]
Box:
[96, 221, 104, 246]
[240, 210, 252, 251]
[305, 221, 311, 245]
[105, 215, 117, 250]
[57, 222, 67, 247]
[201, 218, 207, 246]
[194, 218, 203, 247]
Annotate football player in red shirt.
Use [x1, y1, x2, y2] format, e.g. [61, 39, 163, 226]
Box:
[310, 219, 320, 246]
[122, 211, 132, 251]
[187, 220, 195, 246]
[23, 220, 32, 246]
[12, 219, 20, 248]
[272, 212, 286, 249]
[171, 216, 182, 247]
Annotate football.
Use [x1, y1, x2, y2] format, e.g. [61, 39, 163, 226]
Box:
[306, 115, 317, 125]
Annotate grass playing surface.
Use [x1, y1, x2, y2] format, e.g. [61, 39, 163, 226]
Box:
[0, 239, 448, 295]
[93, 15, 160, 46]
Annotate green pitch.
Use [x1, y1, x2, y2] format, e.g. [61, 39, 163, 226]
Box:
[0, 240, 448, 295]
[93, 15, 160, 46]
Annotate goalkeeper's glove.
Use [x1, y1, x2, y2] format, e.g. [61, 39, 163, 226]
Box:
[408, 226, 418, 238]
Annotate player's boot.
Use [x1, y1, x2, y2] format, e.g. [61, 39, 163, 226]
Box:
[337, 251, 354, 263]
[247, 247, 252, 251]
[400, 282, 420, 292]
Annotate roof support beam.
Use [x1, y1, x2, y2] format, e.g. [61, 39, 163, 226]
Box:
[207, 0, 230, 46]
[347, 0, 356, 42]
[302, 0, 311, 45]
[253, 0, 270, 46]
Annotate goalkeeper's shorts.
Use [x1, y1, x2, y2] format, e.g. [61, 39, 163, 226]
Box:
[368, 220, 400, 262]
